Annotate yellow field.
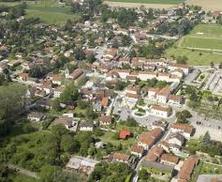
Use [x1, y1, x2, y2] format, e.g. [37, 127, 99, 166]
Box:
[104, 1, 177, 9]
[187, 0, 222, 11]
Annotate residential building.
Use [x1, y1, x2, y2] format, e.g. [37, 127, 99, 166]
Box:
[131, 144, 144, 158]
[178, 156, 199, 182]
[138, 128, 163, 150]
[170, 123, 194, 139]
[150, 104, 172, 118]
[160, 153, 179, 166]
[112, 152, 130, 164]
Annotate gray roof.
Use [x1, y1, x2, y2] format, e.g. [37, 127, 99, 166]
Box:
[197, 175, 222, 182]
[141, 160, 174, 173]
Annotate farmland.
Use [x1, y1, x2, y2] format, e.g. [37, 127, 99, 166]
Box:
[105, 0, 184, 4]
[187, 0, 222, 11]
[104, 0, 184, 9]
[166, 24, 222, 65]
[0, 0, 78, 25]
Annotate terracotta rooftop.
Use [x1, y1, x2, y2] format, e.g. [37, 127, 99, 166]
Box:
[119, 129, 132, 139]
[100, 97, 109, 107]
[112, 152, 130, 162]
[131, 144, 144, 154]
[145, 146, 164, 162]
[171, 123, 194, 134]
[178, 156, 199, 181]
[160, 153, 179, 164]
[151, 104, 172, 113]
[139, 128, 163, 146]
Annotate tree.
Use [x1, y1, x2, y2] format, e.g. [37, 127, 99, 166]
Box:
[138, 169, 150, 181]
[59, 82, 79, 104]
[202, 131, 211, 145]
[219, 62, 222, 69]
[176, 55, 188, 64]
[0, 83, 27, 136]
[61, 135, 80, 153]
[74, 48, 85, 61]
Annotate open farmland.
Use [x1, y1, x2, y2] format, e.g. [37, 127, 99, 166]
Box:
[0, 0, 78, 25]
[187, 0, 222, 11]
[104, 0, 184, 9]
[105, 0, 184, 4]
[166, 24, 222, 65]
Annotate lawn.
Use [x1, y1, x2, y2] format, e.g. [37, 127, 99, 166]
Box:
[0, 0, 78, 25]
[191, 161, 222, 182]
[165, 24, 222, 65]
[105, 0, 184, 4]
[99, 131, 136, 152]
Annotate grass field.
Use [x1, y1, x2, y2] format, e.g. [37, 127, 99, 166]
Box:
[105, 0, 184, 4]
[166, 24, 222, 65]
[0, 0, 78, 25]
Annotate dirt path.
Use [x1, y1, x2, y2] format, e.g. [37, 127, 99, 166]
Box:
[7, 164, 39, 179]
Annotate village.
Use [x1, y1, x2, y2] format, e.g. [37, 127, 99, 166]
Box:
[0, 1, 222, 182]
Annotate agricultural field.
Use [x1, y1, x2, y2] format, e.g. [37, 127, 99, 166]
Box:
[166, 24, 222, 65]
[105, 0, 184, 4]
[0, 0, 78, 25]
[187, 0, 222, 11]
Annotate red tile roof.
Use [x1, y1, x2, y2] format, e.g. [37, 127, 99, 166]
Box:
[119, 129, 132, 139]
[178, 156, 199, 181]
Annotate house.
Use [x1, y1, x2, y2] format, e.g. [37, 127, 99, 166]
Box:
[27, 112, 45, 122]
[126, 85, 140, 95]
[79, 122, 94, 131]
[138, 128, 163, 150]
[54, 116, 78, 131]
[147, 88, 160, 100]
[150, 104, 172, 118]
[178, 156, 199, 182]
[138, 71, 157, 81]
[100, 97, 109, 109]
[170, 123, 194, 139]
[151, 120, 168, 131]
[66, 68, 84, 81]
[197, 174, 222, 182]
[99, 115, 112, 126]
[131, 144, 144, 158]
[159, 141, 182, 153]
[36, 98, 52, 110]
[17, 72, 29, 82]
[119, 129, 132, 139]
[112, 152, 130, 164]
[167, 132, 185, 146]
[53, 86, 64, 98]
[104, 48, 118, 61]
[168, 63, 190, 76]
[156, 87, 171, 104]
[145, 146, 164, 162]
[168, 95, 183, 106]
[111, 69, 130, 79]
[160, 153, 179, 166]
[51, 74, 62, 85]
[66, 156, 99, 175]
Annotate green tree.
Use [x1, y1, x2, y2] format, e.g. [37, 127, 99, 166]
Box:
[59, 82, 79, 104]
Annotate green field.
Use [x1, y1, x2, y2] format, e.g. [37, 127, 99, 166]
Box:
[0, 0, 78, 25]
[106, 0, 184, 4]
[166, 24, 222, 65]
